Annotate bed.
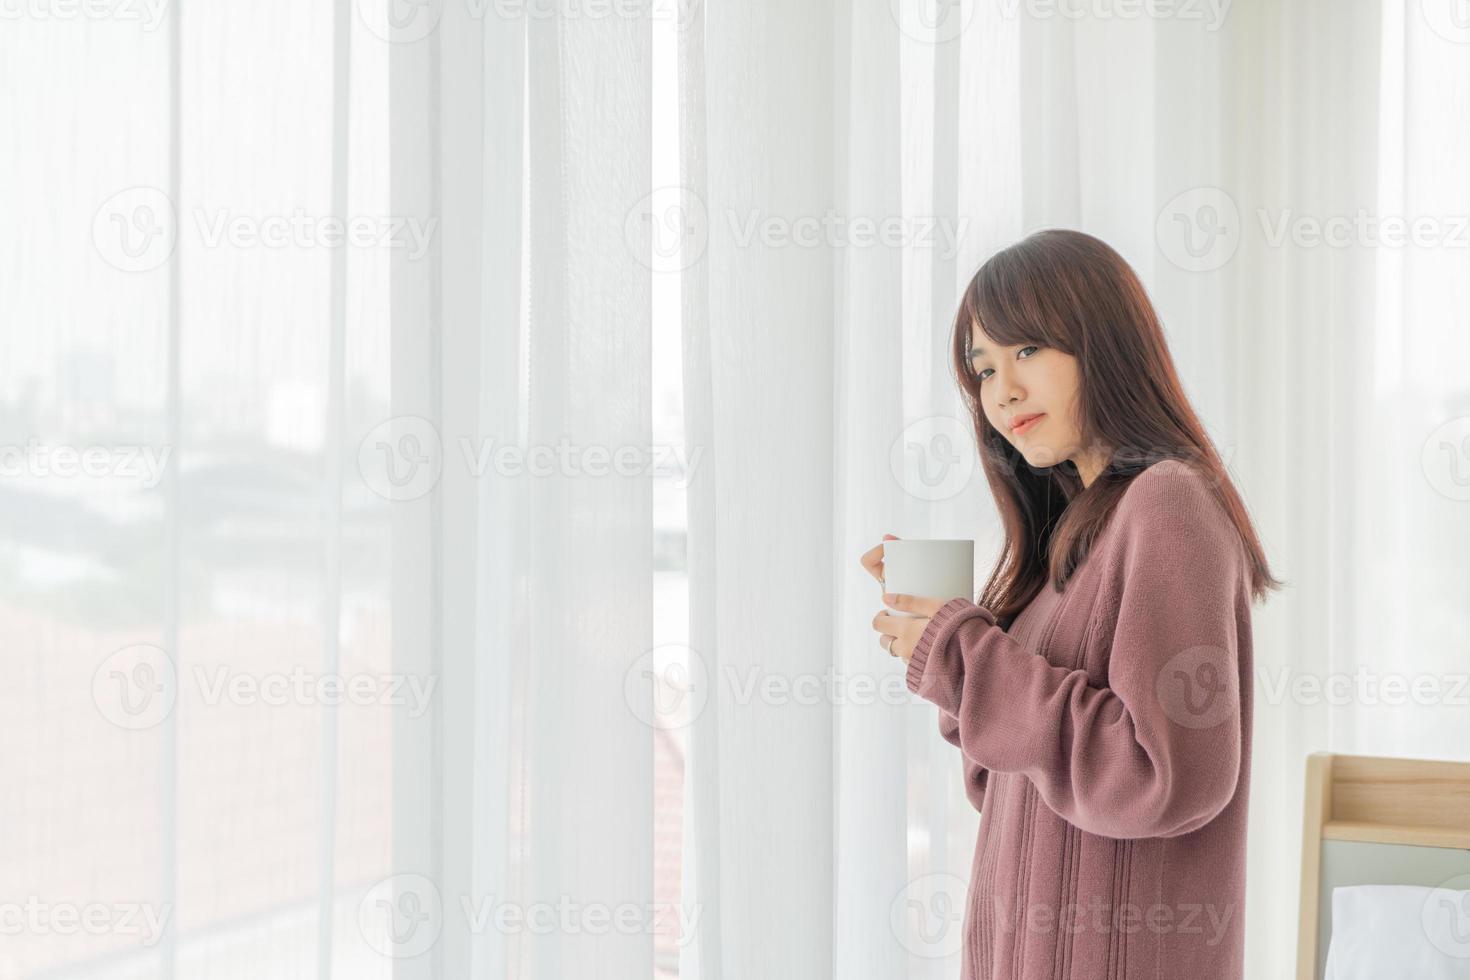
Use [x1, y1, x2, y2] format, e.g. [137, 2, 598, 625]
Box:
[1296, 751, 1470, 979]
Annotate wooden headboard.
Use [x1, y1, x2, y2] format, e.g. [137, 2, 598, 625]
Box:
[1296, 751, 1470, 980]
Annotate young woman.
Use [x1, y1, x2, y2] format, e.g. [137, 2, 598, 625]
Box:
[863, 229, 1280, 980]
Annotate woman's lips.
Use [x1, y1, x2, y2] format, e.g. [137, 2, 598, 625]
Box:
[1011, 413, 1045, 435]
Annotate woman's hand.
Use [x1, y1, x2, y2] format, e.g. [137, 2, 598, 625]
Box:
[871, 593, 947, 663]
[860, 533, 947, 663]
[858, 533, 899, 587]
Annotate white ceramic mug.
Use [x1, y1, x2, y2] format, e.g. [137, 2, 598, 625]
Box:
[881, 538, 975, 617]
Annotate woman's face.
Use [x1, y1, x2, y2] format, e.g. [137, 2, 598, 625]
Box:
[968, 325, 1104, 484]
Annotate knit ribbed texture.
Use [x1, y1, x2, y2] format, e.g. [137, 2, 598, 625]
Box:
[906, 459, 1253, 980]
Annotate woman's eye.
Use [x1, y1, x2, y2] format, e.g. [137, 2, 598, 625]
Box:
[973, 345, 1037, 380]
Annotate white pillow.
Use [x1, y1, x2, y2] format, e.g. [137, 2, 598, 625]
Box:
[1323, 883, 1470, 979]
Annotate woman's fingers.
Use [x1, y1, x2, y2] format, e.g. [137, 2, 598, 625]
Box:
[864, 538, 939, 662]
[870, 609, 919, 640]
[870, 608, 929, 664]
[859, 533, 901, 584]
[858, 540, 886, 582]
[880, 592, 947, 618]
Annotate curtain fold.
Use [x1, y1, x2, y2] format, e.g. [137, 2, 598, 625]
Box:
[518, 8, 657, 979]
[831, 0, 909, 974]
[682, 1, 839, 977]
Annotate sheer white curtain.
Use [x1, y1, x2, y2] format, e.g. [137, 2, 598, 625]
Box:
[416, 2, 658, 977]
[6, 1, 1470, 979]
[2, 1, 401, 977]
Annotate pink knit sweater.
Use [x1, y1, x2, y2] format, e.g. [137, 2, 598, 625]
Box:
[906, 460, 1253, 980]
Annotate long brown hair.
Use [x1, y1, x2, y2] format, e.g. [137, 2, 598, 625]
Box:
[951, 229, 1282, 625]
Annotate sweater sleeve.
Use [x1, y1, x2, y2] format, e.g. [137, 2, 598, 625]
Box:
[906, 464, 1247, 840]
[938, 708, 990, 814]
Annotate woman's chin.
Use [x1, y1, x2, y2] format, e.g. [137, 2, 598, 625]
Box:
[1020, 443, 1068, 469]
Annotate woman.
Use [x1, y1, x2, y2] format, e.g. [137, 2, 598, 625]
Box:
[864, 229, 1280, 980]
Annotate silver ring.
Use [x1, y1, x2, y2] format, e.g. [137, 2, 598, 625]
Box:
[881, 634, 895, 655]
